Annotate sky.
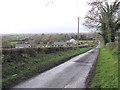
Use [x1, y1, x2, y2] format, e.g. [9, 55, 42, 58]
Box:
[0, 0, 94, 34]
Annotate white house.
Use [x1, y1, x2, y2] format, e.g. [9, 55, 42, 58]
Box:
[69, 39, 77, 44]
[67, 39, 77, 45]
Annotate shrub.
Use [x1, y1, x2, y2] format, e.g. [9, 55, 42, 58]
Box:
[2, 47, 75, 64]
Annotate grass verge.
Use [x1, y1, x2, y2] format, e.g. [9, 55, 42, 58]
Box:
[90, 45, 118, 88]
[3, 46, 93, 88]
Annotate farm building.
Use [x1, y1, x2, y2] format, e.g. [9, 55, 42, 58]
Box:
[53, 42, 67, 47]
[15, 44, 31, 48]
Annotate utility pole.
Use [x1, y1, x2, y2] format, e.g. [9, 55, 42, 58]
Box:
[118, 9, 120, 32]
[77, 17, 79, 47]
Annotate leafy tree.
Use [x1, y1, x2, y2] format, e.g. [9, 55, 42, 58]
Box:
[2, 41, 11, 48]
[101, 0, 120, 42]
[83, 0, 120, 45]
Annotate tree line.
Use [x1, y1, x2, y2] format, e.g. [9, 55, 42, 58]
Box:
[84, 0, 120, 45]
[2, 33, 94, 48]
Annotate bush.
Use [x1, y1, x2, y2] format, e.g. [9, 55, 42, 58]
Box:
[2, 46, 92, 88]
[2, 47, 75, 64]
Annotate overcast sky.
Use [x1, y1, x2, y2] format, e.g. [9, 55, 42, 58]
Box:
[0, 0, 95, 34]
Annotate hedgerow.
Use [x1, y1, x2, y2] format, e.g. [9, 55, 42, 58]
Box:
[2, 47, 76, 64]
[2, 45, 91, 88]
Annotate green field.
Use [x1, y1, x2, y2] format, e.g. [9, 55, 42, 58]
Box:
[90, 44, 118, 88]
[79, 40, 94, 45]
[2, 46, 93, 88]
[79, 40, 93, 43]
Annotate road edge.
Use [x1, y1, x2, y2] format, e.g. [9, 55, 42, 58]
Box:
[85, 43, 101, 88]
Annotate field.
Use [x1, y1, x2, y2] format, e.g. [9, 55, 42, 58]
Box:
[79, 40, 93, 43]
[2, 46, 93, 88]
[90, 43, 118, 88]
[79, 40, 94, 45]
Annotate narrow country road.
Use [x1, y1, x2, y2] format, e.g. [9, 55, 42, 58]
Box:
[13, 43, 100, 88]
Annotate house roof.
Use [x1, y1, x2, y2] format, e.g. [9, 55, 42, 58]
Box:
[69, 39, 76, 42]
[15, 44, 31, 47]
[54, 42, 67, 45]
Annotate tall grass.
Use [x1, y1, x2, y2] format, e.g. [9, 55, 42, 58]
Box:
[90, 43, 118, 88]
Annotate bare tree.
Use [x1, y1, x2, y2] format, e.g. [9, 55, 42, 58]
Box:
[83, 0, 120, 44]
